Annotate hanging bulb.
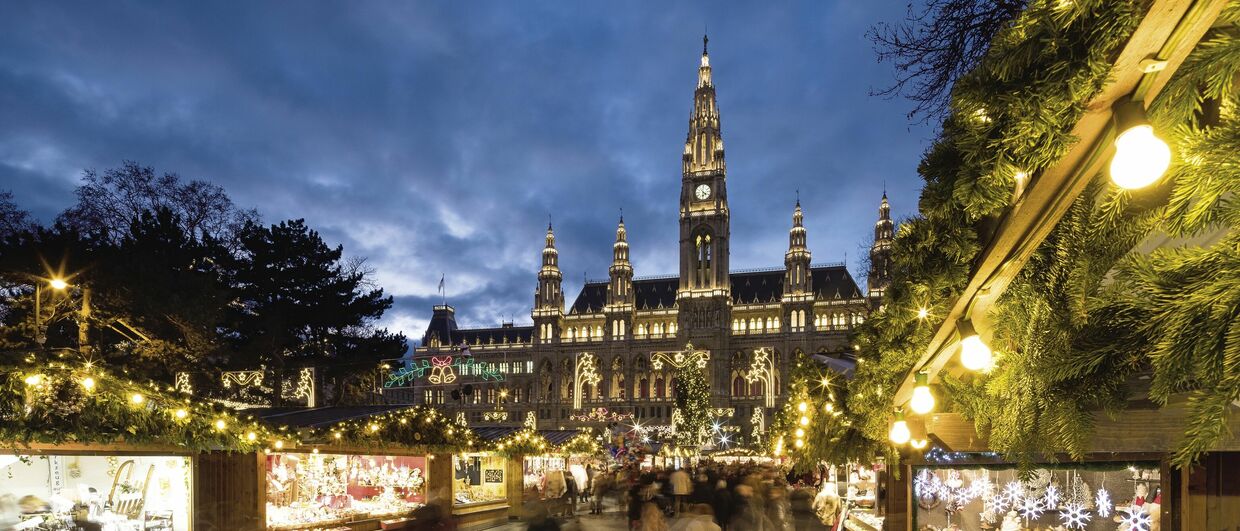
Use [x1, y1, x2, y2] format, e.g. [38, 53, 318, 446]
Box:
[910, 371, 935, 415]
[889, 410, 911, 445]
[1110, 99, 1171, 189]
[797, 401, 808, 413]
[958, 319, 993, 371]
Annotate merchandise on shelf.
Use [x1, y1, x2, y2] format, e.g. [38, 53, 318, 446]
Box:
[452, 453, 507, 507]
[265, 452, 426, 530]
[0, 454, 191, 531]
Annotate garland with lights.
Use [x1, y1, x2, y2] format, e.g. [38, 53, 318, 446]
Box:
[298, 405, 478, 453]
[1, 360, 276, 452]
[851, 0, 1240, 468]
[490, 428, 550, 457]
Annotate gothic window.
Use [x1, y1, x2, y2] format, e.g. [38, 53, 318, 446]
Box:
[694, 231, 713, 286]
[732, 375, 745, 397]
[640, 378, 650, 399]
[655, 378, 666, 398]
[750, 379, 764, 397]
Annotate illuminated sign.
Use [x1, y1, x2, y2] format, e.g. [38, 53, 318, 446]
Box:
[382, 355, 505, 388]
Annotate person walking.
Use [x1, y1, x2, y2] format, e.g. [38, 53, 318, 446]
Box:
[670, 467, 692, 515]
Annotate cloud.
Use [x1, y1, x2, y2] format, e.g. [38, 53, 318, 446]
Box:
[0, 0, 933, 344]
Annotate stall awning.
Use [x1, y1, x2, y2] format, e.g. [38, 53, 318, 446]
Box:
[252, 405, 410, 429]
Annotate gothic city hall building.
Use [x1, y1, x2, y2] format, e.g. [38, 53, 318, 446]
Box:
[398, 38, 894, 444]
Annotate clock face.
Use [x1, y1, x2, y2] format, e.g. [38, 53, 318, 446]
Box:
[695, 184, 711, 200]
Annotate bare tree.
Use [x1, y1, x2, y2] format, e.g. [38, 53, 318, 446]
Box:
[58, 161, 258, 243]
[0, 191, 33, 238]
[869, 0, 1027, 122]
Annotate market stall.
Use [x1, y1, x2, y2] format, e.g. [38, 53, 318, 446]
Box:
[264, 451, 428, 531]
[0, 445, 193, 531]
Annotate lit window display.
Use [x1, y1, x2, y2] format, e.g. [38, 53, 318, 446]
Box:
[912, 463, 1161, 531]
[452, 453, 506, 507]
[0, 454, 191, 531]
[265, 452, 426, 530]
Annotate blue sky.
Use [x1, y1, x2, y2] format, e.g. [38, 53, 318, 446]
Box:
[0, 1, 934, 342]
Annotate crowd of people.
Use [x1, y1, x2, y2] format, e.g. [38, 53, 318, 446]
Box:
[520, 461, 835, 531]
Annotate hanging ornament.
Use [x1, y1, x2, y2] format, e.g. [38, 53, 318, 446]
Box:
[1120, 507, 1152, 531]
[1058, 503, 1090, 529]
[1017, 497, 1044, 520]
[1043, 484, 1061, 509]
[1096, 488, 1112, 517]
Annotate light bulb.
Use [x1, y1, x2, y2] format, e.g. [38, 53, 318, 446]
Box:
[214, 419, 227, 430]
[274, 440, 285, 449]
[799, 416, 809, 427]
[23, 374, 42, 386]
[889, 411, 911, 445]
[80, 377, 96, 391]
[174, 408, 188, 419]
[795, 428, 805, 438]
[960, 335, 993, 371]
[910, 372, 935, 415]
[130, 393, 145, 405]
[794, 439, 804, 449]
[246, 431, 257, 441]
[910, 438, 929, 449]
[1111, 124, 1170, 189]
[797, 402, 808, 413]
[49, 278, 68, 290]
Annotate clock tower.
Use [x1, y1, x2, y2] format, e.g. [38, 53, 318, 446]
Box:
[678, 35, 731, 336]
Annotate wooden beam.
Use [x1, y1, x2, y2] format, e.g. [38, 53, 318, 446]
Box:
[893, 0, 1228, 406]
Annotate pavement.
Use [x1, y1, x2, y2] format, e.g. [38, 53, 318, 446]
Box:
[479, 495, 829, 531]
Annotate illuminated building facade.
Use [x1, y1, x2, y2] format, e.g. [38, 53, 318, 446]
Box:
[400, 37, 892, 443]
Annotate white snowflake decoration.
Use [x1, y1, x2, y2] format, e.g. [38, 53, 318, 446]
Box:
[1058, 503, 1090, 529]
[1003, 480, 1024, 501]
[1120, 507, 1151, 531]
[1044, 484, 1061, 509]
[971, 477, 994, 500]
[1018, 497, 1044, 520]
[1095, 488, 1112, 517]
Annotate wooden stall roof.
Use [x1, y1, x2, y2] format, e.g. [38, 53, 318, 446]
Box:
[471, 427, 581, 446]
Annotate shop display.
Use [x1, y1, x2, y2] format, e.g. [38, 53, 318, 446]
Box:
[452, 454, 506, 507]
[265, 452, 426, 530]
[913, 464, 1160, 531]
[0, 454, 191, 531]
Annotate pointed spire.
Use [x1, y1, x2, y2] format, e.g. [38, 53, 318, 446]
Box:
[703, 33, 709, 56]
[685, 35, 723, 172]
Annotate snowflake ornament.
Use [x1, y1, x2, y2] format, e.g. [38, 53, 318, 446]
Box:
[1120, 507, 1151, 531]
[1003, 480, 1024, 501]
[970, 477, 994, 499]
[1058, 503, 1091, 529]
[1017, 497, 1044, 520]
[1095, 488, 1112, 517]
[1043, 484, 1061, 509]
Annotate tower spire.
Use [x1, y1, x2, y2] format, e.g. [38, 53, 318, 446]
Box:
[533, 223, 564, 341]
[784, 200, 811, 297]
[869, 192, 895, 306]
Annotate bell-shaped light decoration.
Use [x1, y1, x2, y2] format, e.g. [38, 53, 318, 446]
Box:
[910, 371, 935, 414]
[889, 410, 911, 445]
[958, 319, 993, 372]
[1110, 100, 1171, 189]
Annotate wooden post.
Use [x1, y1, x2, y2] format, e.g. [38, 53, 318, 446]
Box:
[194, 451, 265, 531]
[428, 452, 454, 506]
[506, 454, 526, 520]
[883, 462, 911, 531]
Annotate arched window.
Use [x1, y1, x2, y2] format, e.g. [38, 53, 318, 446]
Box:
[640, 378, 650, 399]
[750, 379, 764, 397]
[655, 378, 666, 398]
[732, 376, 746, 396]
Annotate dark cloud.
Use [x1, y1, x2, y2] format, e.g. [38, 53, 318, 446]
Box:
[0, 1, 932, 341]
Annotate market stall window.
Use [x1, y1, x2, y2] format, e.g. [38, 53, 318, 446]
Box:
[265, 452, 427, 530]
[0, 454, 191, 531]
[912, 463, 1161, 531]
[451, 453, 506, 507]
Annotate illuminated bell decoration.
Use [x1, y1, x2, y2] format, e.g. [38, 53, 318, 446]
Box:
[910, 371, 935, 414]
[958, 319, 993, 371]
[889, 410, 911, 445]
[1110, 99, 1171, 190]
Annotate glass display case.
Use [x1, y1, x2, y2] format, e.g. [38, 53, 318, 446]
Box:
[912, 463, 1161, 531]
[0, 453, 191, 531]
[265, 452, 427, 530]
[451, 453, 507, 508]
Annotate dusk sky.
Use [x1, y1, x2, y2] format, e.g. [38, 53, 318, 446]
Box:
[1, 1, 934, 343]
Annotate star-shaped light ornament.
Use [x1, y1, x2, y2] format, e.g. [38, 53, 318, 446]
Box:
[1120, 508, 1151, 531]
[1095, 489, 1112, 517]
[1058, 503, 1090, 529]
[1017, 497, 1044, 520]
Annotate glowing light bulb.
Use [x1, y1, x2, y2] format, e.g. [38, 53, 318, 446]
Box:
[795, 428, 805, 438]
[917, 307, 929, 319]
[274, 440, 285, 449]
[799, 416, 809, 427]
[889, 411, 911, 445]
[797, 402, 808, 413]
[23, 374, 42, 386]
[910, 438, 928, 449]
[48, 278, 68, 290]
[794, 439, 804, 449]
[77, 376, 95, 391]
[174, 408, 188, 419]
[214, 419, 227, 430]
[1111, 124, 1170, 189]
[910, 372, 935, 415]
[246, 431, 257, 441]
[130, 393, 145, 405]
[958, 320, 993, 371]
